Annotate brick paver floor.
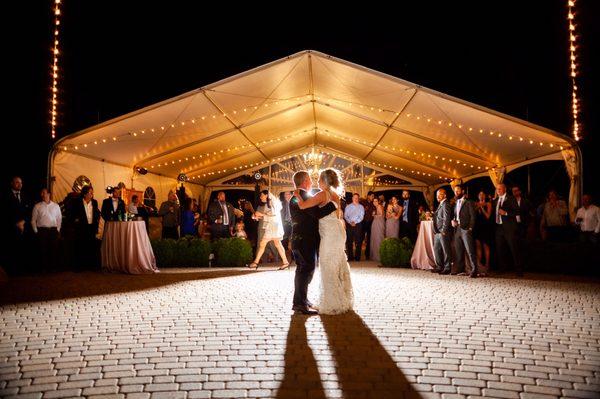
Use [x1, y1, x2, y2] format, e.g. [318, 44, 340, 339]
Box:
[1, 263, 599, 398]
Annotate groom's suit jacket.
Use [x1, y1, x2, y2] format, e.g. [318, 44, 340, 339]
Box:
[289, 189, 336, 253]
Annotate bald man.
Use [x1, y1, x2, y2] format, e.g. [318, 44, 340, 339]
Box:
[492, 184, 523, 276]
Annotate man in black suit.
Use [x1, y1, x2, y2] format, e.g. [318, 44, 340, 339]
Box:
[432, 188, 453, 274]
[399, 190, 419, 243]
[101, 187, 126, 221]
[70, 185, 101, 270]
[207, 191, 236, 240]
[451, 185, 479, 278]
[511, 185, 533, 239]
[4, 176, 32, 274]
[289, 171, 337, 315]
[493, 183, 523, 276]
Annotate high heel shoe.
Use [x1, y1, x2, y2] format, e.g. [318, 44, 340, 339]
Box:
[247, 262, 258, 270]
[277, 262, 290, 271]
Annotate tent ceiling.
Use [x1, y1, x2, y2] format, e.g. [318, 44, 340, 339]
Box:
[54, 50, 574, 187]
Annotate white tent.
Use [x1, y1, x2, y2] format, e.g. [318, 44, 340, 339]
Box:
[49, 50, 582, 213]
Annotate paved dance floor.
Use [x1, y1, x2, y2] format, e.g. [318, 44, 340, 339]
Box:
[1, 263, 599, 398]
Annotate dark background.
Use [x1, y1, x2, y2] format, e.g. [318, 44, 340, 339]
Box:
[4, 1, 598, 204]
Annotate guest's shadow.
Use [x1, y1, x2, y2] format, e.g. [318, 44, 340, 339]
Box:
[277, 312, 419, 399]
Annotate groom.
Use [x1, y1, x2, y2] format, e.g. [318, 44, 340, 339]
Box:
[289, 171, 337, 315]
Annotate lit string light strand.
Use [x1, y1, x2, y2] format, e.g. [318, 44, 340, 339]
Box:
[567, 0, 581, 141]
[50, 0, 62, 139]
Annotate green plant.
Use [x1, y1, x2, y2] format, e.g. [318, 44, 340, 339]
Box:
[379, 237, 414, 267]
[216, 238, 253, 267]
[151, 238, 175, 267]
[151, 237, 212, 267]
[187, 238, 211, 267]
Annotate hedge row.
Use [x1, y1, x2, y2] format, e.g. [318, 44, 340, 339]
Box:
[379, 237, 414, 267]
[150, 237, 253, 267]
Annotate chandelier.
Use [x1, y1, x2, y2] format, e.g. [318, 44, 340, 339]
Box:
[303, 149, 323, 183]
[303, 149, 323, 168]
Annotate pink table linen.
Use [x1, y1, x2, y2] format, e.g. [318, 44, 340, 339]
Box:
[410, 220, 436, 270]
[101, 221, 158, 274]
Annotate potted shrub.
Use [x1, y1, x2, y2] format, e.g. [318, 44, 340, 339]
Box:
[379, 237, 414, 267]
[216, 238, 253, 267]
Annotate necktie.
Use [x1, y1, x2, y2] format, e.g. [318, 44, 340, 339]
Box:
[221, 202, 229, 225]
[16, 192, 20, 203]
[496, 197, 503, 224]
[456, 199, 462, 223]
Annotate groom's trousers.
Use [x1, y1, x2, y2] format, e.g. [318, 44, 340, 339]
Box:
[292, 243, 317, 307]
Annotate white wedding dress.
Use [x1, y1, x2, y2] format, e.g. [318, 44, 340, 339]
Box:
[318, 191, 354, 315]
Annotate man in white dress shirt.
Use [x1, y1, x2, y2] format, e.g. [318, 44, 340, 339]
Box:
[576, 194, 600, 245]
[31, 188, 62, 271]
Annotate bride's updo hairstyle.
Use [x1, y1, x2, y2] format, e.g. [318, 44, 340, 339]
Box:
[319, 168, 344, 196]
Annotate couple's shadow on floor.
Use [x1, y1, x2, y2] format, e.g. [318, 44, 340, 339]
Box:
[277, 311, 420, 399]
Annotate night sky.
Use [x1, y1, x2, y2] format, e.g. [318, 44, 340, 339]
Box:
[5, 1, 599, 201]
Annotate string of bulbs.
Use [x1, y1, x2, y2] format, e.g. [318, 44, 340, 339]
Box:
[567, 0, 581, 141]
[50, 0, 62, 139]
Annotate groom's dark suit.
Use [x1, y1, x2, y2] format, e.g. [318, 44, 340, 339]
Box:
[290, 189, 337, 308]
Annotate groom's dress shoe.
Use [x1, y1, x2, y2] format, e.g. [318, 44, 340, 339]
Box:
[292, 305, 318, 315]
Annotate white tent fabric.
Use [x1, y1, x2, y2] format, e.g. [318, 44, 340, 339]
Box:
[50, 50, 581, 205]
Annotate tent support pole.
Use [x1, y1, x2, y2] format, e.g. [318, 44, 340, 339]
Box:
[361, 163, 365, 197]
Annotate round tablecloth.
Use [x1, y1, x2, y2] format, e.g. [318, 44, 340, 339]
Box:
[410, 220, 436, 270]
[101, 221, 158, 274]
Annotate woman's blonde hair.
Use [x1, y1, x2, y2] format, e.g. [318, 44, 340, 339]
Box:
[319, 168, 344, 196]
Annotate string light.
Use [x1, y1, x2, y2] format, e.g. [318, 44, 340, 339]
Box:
[50, 0, 62, 139]
[59, 97, 313, 151]
[567, 0, 581, 141]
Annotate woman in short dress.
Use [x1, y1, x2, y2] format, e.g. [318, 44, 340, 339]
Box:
[473, 191, 492, 275]
[369, 197, 386, 261]
[385, 196, 402, 238]
[247, 190, 289, 270]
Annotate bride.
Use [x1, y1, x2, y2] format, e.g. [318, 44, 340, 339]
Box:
[293, 168, 354, 315]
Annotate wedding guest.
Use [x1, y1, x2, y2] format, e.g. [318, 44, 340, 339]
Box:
[575, 194, 599, 244]
[158, 191, 180, 239]
[281, 191, 293, 252]
[101, 187, 126, 221]
[385, 196, 402, 239]
[242, 201, 258, 248]
[493, 183, 523, 276]
[512, 185, 533, 240]
[248, 190, 289, 270]
[369, 197, 386, 262]
[451, 185, 478, 278]
[360, 191, 376, 259]
[541, 190, 569, 242]
[181, 198, 197, 236]
[378, 194, 387, 209]
[473, 191, 492, 274]
[432, 189, 453, 274]
[400, 190, 419, 243]
[207, 191, 236, 240]
[71, 185, 101, 270]
[235, 220, 247, 239]
[31, 188, 62, 272]
[344, 193, 365, 261]
[4, 176, 31, 274]
[128, 195, 140, 215]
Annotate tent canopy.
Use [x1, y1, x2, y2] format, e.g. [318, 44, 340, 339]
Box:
[51, 50, 580, 203]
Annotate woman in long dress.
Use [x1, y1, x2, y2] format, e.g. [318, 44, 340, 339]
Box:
[385, 196, 402, 238]
[369, 197, 386, 262]
[247, 190, 289, 270]
[294, 168, 354, 315]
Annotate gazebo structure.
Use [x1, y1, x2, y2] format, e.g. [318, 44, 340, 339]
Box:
[49, 50, 582, 214]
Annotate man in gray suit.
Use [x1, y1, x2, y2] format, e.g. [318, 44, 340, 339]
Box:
[451, 185, 479, 278]
[432, 188, 453, 274]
